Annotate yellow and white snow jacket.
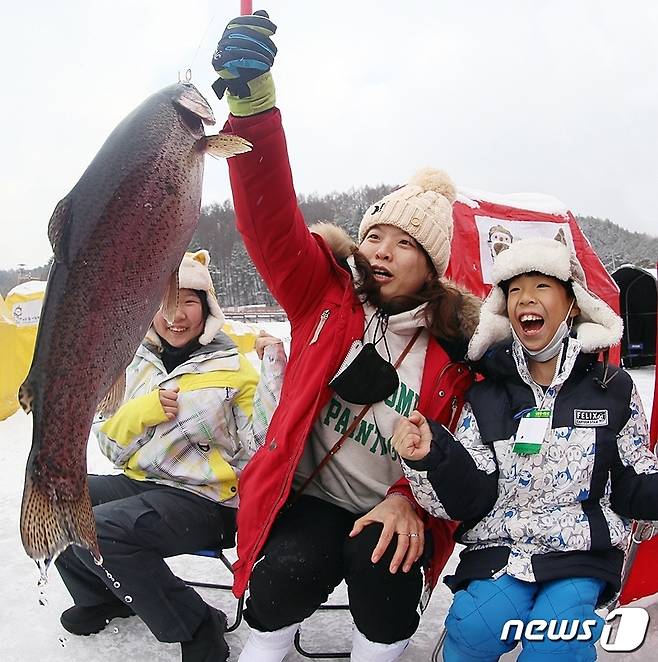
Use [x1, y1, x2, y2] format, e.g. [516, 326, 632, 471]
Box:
[95, 331, 259, 506]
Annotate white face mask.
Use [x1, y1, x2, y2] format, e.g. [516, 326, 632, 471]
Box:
[512, 299, 576, 363]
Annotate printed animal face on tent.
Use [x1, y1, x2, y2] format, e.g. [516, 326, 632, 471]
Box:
[445, 188, 621, 365]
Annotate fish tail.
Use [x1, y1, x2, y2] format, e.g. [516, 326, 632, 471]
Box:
[20, 475, 99, 563]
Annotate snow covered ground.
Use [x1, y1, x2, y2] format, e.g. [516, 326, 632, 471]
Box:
[0, 361, 655, 661]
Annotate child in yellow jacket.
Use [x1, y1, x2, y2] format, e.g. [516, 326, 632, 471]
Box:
[55, 251, 258, 662]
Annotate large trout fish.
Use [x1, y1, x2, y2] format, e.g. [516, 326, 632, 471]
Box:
[19, 82, 250, 564]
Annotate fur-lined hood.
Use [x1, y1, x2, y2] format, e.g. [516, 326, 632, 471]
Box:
[309, 222, 481, 343]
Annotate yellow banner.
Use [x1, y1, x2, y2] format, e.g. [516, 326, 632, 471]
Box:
[0, 282, 46, 421]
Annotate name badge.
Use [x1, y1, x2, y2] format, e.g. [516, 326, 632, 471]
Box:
[513, 408, 551, 455]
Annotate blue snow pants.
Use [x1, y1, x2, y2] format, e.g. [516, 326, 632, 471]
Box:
[443, 574, 606, 662]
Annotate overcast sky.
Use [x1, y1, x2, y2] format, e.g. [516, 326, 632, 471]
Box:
[1, 0, 656, 269]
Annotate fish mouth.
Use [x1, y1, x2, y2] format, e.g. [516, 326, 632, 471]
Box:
[518, 313, 545, 336]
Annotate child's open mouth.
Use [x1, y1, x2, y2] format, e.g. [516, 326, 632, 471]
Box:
[519, 313, 544, 335]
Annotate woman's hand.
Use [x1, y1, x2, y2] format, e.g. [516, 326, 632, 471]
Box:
[159, 387, 179, 421]
[392, 410, 432, 460]
[349, 493, 424, 574]
[255, 329, 283, 360]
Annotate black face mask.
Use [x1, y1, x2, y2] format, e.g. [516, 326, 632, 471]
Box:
[328, 310, 399, 405]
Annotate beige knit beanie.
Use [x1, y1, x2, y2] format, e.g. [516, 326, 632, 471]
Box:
[358, 168, 457, 276]
[178, 250, 225, 345]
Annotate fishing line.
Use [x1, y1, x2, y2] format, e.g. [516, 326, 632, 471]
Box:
[181, 5, 221, 82]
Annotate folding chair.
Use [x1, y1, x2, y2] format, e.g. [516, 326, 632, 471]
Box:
[180, 548, 245, 633]
[293, 601, 352, 659]
[180, 545, 353, 657]
[184, 555, 351, 657]
[430, 520, 658, 661]
[608, 520, 657, 610]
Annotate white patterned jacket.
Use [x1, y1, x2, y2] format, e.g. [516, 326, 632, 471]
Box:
[401, 337, 658, 604]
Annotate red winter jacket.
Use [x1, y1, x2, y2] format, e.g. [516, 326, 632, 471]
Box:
[225, 108, 477, 598]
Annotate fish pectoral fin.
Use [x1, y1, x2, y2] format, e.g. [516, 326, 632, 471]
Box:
[97, 372, 126, 418]
[18, 381, 34, 415]
[201, 133, 253, 159]
[47, 196, 73, 262]
[161, 270, 179, 325]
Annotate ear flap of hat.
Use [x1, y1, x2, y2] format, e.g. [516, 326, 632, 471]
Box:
[198, 289, 225, 345]
[571, 281, 623, 353]
[467, 286, 512, 360]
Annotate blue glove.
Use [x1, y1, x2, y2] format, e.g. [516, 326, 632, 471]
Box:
[211, 10, 277, 100]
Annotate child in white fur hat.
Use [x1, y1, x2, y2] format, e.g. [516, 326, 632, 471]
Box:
[55, 250, 260, 662]
[393, 237, 658, 661]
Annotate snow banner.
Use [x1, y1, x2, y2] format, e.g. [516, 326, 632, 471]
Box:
[0, 293, 18, 419]
[445, 190, 621, 364]
[0, 281, 46, 421]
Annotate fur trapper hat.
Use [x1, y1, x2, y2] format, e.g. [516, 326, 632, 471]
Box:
[358, 168, 456, 277]
[467, 237, 622, 361]
[178, 250, 225, 345]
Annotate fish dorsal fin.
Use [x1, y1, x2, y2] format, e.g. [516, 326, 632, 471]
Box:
[161, 270, 179, 325]
[97, 372, 126, 418]
[200, 134, 253, 159]
[47, 196, 72, 262]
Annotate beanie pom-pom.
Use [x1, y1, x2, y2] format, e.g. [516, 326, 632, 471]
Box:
[408, 167, 456, 204]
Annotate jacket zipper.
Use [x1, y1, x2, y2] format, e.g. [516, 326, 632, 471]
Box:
[448, 395, 460, 431]
[434, 362, 469, 430]
[309, 309, 330, 345]
[243, 287, 357, 592]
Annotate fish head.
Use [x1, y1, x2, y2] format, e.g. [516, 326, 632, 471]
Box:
[164, 82, 216, 140]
